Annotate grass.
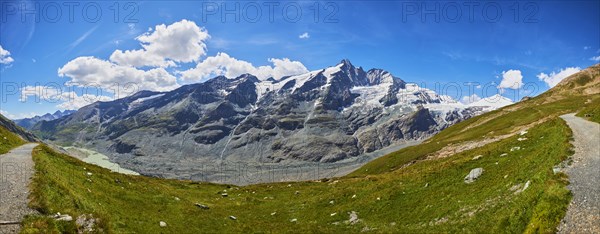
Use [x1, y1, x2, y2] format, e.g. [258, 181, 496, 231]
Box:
[0, 125, 25, 154]
[350, 95, 596, 176]
[25, 118, 573, 233]
[576, 97, 600, 124]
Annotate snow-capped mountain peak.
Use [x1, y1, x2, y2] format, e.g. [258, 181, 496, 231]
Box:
[34, 59, 505, 182]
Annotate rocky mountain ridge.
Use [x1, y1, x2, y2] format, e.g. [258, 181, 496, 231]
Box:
[32, 60, 511, 182]
[14, 110, 76, 129]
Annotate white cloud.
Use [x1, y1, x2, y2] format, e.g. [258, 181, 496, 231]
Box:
[266, 58, 309, 79]
[58, 19, 309, 100]
[20, 85, 62, 102]
[0, 110, 16, 119]
[58, 56, 180, 92]
[0, 45, 14, 64]
[299, 32, 310, 39]
[590, 56, 600, 62]
[20, 85, 113, 110]
[497, 70, 523, 90]
[0, 109, 41, 119]
[110, 19, 210, 67]
[68, 26, 99, 52]
[57, 93, 113, 110]
[461, 94, 482, 105]
[537, 67, 581, 88]
[179, 52, 308, 82]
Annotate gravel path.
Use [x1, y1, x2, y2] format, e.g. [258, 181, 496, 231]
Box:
[559, 114, 600, 234]
[0, 143, 39, 234]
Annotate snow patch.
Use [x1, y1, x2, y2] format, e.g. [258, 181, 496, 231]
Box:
[129, 94, 165, 110]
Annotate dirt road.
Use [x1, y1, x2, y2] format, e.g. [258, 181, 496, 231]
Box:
[559, 114, 600, 233]
[0, 143, 39, 234]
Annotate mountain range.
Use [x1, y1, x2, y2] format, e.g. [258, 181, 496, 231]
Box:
[31, 60, 513, 182]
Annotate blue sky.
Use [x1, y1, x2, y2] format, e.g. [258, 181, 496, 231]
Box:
[0, 0, 599, 119]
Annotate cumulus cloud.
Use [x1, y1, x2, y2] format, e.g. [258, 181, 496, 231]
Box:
[58, 19, 309, 103]
[179, 52, 308, 82]
[0, 109, 42, 119]
[110, 19, 210, 67]
[0, 45, 14, 64]
[497, 70, 523, 90]
[299, 32, 310, 39]
[460, 94, 482, 105]
[20, 85, 113, 110]
[58, 56, 180, 92]
[57, 93, 113, 110]
[590, 56, 600, 62]
[537, 67, 581, 88]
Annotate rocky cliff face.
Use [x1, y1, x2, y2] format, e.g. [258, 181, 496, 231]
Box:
[33, 60, 489, 181]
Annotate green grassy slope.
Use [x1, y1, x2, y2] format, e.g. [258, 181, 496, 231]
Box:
[26, 118, 572, 233]
[0, 125, 25, 154]
[0, 114, 38, 143]
[350, 94, 599, 176]
[0, 114, 26, 153]
[576, 97, 600, 124]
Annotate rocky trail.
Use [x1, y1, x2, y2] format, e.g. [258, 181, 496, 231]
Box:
[0, 143, 39, 234]
[558, 114, 600, 233]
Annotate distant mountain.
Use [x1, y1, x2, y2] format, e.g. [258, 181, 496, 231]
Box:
[15, 110, 76, 129]
[33, 60, 504, 181]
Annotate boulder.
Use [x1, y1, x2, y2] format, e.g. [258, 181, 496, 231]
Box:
[195, 203, 209, 209]
[553, 166, 562, 174]
[464, 168, 484, 183]
[52, 213, 73, 222]
[76, 214, 96, 233]
[521, 180, 531, 192]
[347, 211, 360, 225]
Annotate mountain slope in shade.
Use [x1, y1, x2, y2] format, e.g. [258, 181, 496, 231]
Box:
[0, 114, 38, 143]
[33, 60, 491, 183]
[14, 110, 76, 129]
